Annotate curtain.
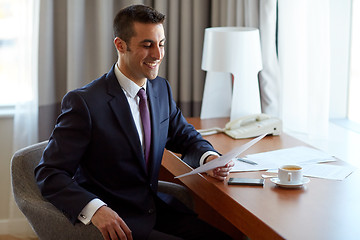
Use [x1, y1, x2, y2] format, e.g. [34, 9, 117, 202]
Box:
[278, 0, 331, 137]
[10, 0, 40, 235]
[160, 0, 210, 116]
[38, 0, 119, 140]
[210, 0, 281, 117]
[36, 0, 281, 138]
[12, 0, 39, 152]
[37, 0, 213, 140]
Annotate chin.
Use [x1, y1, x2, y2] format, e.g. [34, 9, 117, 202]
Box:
[147, 72, 159, 80]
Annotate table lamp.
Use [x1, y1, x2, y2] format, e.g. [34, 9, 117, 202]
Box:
[200, 27, 263, 121]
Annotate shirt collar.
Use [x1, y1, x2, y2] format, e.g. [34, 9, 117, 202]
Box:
[114, 63, 147, 98]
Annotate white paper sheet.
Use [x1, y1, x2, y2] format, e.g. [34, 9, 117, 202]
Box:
[231, 146, 336, 172]
[266, 164, 356, 180]
[174, 133, 267, 178]
[302, 164, 356, 180]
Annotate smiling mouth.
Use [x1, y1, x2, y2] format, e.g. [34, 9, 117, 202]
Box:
[144, 62, 159, 69]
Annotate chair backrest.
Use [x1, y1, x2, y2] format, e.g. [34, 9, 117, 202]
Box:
[11, 141, 102, 240]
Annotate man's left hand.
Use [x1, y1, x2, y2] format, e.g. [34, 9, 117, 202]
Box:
[205, 155, 234, 181]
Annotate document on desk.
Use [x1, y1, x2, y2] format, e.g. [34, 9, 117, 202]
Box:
[266, 164, 356, 180]
[231, 146, 337, 172]
[175, 133, 267, 178]
[302, 164, 355, 180]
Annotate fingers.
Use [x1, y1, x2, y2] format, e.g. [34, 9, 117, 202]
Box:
[206, 167, 228, 181]
[98, 216, 131, 240]
[212, 168, 229, 181]
[207, 160, 235, 181]
[227, 160, 235, 168]
[92, 206, 133, 240]
[214, 160, 234, 175]
[118, 217, 133, 240]
[106, 224, 125, 240]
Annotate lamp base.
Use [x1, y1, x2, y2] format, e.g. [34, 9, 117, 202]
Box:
[200, 71, 262, 121]
[200, 72, 232, 119]
[230, 72, 261, 121]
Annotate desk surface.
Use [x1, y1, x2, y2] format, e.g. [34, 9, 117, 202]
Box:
[161, 118, 360, 240]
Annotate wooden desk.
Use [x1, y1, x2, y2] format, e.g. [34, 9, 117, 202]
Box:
[160, 118, 360, 240]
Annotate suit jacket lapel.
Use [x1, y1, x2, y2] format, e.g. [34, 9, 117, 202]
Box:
[105, 67, 147, 173]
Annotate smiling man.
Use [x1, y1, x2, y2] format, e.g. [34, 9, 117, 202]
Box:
[35, 4, 233, 240]
[115, 22, 166, 86]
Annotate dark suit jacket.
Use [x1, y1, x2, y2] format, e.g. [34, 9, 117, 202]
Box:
[35, 65, 216, 239]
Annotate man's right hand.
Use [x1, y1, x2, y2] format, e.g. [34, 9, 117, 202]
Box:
[91, 205, 133, 240]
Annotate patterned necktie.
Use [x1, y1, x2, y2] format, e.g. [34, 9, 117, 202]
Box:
[137, 88, 151, 166]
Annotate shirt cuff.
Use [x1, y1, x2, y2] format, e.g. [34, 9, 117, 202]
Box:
[200, 151, 220, 166]
[78, 198, 106, 225]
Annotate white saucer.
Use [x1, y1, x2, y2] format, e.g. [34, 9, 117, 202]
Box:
[270, 177, 310, 188]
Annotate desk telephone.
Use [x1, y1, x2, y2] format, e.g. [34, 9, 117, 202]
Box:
[198, 114, 282, 139]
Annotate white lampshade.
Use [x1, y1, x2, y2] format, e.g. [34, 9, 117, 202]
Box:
[200, 27, 263, 121]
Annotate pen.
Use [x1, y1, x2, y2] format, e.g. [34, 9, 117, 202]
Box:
[236, 158, 258, 165]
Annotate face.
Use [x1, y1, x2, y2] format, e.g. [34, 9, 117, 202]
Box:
[115, 22, 165, 86]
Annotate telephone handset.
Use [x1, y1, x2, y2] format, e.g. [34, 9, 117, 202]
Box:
[198, 113, 282, 139]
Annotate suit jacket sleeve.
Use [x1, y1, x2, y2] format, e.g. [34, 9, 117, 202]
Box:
[35, 91, 98, 223]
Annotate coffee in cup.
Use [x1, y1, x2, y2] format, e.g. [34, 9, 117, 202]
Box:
[278, 164, 303, 184]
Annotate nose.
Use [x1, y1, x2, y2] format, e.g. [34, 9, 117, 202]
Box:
[151, 45, 163, 60]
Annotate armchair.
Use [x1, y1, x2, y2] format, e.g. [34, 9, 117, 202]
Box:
[11, 141, 193, 240]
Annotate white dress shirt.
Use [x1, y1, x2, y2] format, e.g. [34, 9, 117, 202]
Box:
[77, 65, 218, 224]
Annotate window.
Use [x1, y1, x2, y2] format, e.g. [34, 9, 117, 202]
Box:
[330, 0, 360, 134]
[0, 0, 18, 105]
[0, 0, 31, 107]
[327, 0, 360, 133]
[278, 0, 360, 167]
[348, 0, 360, 124]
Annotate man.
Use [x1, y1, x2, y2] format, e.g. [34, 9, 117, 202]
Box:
[35, 4, 234, 240]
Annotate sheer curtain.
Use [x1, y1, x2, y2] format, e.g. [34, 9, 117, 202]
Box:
[10, 0, 39, 236]
[12, 0, 39, 152]
[278, 0, 331, 137]
[210, 0, 332, 136]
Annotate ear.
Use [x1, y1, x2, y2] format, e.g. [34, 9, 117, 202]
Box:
[114, 37, 127, 53]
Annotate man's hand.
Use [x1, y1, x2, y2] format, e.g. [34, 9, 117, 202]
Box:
[91, 206, 133, 240]
[205, 155, 234, 181]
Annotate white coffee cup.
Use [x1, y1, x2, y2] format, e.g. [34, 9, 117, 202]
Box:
[278, 164, 303, 184]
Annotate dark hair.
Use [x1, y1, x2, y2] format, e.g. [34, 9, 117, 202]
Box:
[113, 5, 165, 44]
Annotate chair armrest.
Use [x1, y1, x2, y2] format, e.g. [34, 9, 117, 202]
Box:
[158, 180, 194, 210]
